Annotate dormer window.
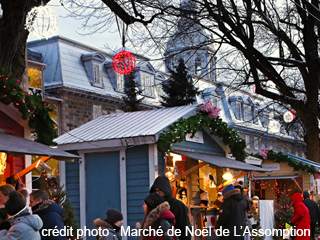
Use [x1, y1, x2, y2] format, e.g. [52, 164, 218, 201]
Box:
[81, 52, 106, 88]
[94, 64, 102, 85]
[116, 73, 124, 91]
[140, 73, 154, 97]
[229, 96, 243, 120]
[195, 57, 201, 75]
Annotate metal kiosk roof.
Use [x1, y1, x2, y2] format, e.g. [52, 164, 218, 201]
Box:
[0, 133, 78, 160]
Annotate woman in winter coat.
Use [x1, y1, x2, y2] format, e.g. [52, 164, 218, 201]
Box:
[0, 191, 43, 240]
[94, 208, 123, 240]
[290, 192, 311, 240]
[215, 184, 249, 240]
[140, 192, 175, 240]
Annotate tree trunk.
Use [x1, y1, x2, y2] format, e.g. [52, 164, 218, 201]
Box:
[0, 0, 50, 80]
[303, 113, 320, 162]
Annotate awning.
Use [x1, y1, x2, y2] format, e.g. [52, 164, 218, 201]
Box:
[253, 175, 300, 180]
[282, 152, 320, 172]
[0, 133, 79, 160]
[171, 149, 271, 172]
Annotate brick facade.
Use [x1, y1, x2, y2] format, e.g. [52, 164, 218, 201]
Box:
[59, 94, 118, 133]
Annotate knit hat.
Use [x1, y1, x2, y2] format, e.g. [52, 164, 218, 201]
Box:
[106, 209, 123, 225]
[303, 191, 310, 199]
[144, 193, 165, 211]
[222, 184, 235, 196]
[5, 191, 25, 216]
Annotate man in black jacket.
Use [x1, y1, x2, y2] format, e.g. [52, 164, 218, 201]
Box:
[215, 184, 249, 240]
[150, 176, 191, 240]
[30, 189, 65, 240]
[303, 191, 320, 240]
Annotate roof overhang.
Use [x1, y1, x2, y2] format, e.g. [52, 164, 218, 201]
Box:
[253, 175, 301, 180]
[281, 152, 320, 172]
[171, 149, 271, 172]
[57, 136, 157, 151]
[0, 133, 78, 161]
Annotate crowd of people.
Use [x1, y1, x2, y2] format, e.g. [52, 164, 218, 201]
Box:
[0, 184, 64, 240]
[0, 176, 319, 240]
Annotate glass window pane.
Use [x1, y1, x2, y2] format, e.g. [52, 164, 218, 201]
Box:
[28, 67, 42, 89]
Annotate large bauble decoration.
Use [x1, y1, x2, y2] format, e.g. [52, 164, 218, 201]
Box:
[283, 110, 296, 123]
[25, 6, 58, 40]
[112, 50, 136, 75]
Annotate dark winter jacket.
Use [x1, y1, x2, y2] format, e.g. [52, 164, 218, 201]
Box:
[291, 193, 311, 240]
[215, 189, 249, 240]
[141, 201, 175, 240]
[0, 207, 42, 240]
[150, 176, 191, 240]
[94, 218, 120, 240]
[303, 198, 320, 223]
[32, 199, 65, 240]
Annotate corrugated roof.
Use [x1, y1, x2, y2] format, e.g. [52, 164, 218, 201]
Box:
[55, 105, 198, 145]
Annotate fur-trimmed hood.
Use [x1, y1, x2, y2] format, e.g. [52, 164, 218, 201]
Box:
[94, 218, 116, 232]
[142, 201, 175, 229]
[223, 189, 242, 201]
[32, 199, 55, 213]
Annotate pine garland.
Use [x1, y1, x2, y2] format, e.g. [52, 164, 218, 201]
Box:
[252, 150, 316, 175]
[0, 68, 57, 145]
[157, 112, 247, 162]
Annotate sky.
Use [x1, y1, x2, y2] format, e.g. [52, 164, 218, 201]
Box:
[27, 0, 121, 52]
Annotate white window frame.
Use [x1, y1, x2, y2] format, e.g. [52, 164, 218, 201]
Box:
[235, 102, 242, 120]
[246, 135, 250, 149]
[243, 104, 253, 122]
[254, 137, 259, 150]
[94, 64, 102, 85]
[117, 73, 124, 91]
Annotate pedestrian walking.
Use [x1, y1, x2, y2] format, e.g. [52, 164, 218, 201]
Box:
[94, 208, 123, 240]
[29, 189, 64, 240]
[0, 191, 43, 240]
[140, 192, 175, 240]
[290, 192, 311, 240]
[302, 191, 319, 240]
[150, 176, 191, 240]
[214, 184, 249, 240]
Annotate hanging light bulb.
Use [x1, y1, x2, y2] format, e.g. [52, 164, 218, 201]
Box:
[222, 168, 233, 180]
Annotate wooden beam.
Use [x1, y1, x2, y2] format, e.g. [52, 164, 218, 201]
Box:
[13, 156, 51, 181]
[170, 162, 208, 183]
[292, 178, 302, 192]
[217, 171, 249, 189]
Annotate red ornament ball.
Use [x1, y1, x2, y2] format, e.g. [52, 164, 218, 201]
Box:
[112, 50, 136, 75]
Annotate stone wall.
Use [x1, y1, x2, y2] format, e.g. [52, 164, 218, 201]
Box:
[59, 94, 118, 134]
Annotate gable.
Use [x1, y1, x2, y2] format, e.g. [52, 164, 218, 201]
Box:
[171, 129, 225, 155]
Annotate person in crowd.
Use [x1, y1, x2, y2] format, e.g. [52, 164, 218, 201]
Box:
[303, 191, 320, 240]
[29, 189, 64, 240]
[290, 192, 311, 240]
[150, 176, 191, 240]
[94, 208, 123, 240]
[212, 192, 223, 226]
[140, 192, 175, 240]
[215, 184, 249, 240]
[17, 188, 30, 204]
[0, 184, 15, 230]
[0, 191, 42, 239]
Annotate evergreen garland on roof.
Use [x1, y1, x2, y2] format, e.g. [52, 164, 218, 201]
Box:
[157, 111, 247, 162]
[252, 150, 316, 175]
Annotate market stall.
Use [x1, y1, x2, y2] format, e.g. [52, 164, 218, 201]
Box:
[163, 148, 271, 239]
